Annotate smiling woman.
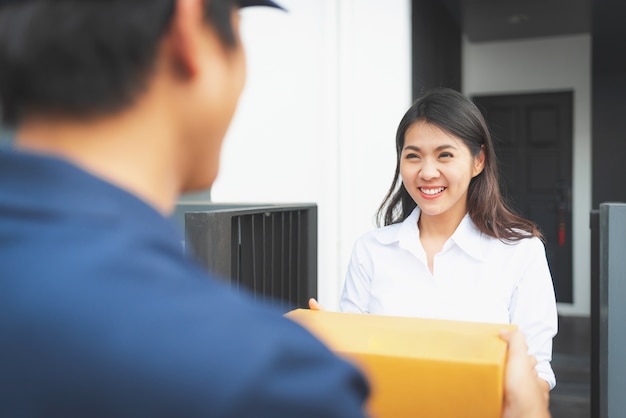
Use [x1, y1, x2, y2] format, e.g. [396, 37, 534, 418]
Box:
[339, 87, 558, 394]
[400, 121, 485, 242]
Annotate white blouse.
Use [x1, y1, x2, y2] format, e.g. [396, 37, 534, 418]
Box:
[340, 207, 558, 389]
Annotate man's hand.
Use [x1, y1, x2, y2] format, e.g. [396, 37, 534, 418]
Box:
[500, 330, 551, 418]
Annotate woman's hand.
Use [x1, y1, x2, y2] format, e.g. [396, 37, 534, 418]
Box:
[308, 298, 323, 311]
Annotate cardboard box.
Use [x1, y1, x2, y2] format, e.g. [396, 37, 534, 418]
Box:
[285, 309, 516, 418]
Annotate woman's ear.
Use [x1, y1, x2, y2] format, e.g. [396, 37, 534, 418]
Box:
[472, 144, 486, 177]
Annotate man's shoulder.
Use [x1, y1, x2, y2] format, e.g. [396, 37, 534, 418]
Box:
[0, 219, 368, 417]
[1, 257, 368, 417]
[0, 150, 368, 417]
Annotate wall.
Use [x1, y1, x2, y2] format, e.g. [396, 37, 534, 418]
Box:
[463, 34, 592, 316]
[412, 0, 461, 95]
[210, 0, 412, 310]
[591, 0, 626, 207]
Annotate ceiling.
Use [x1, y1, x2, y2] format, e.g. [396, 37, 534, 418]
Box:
[441, 0, 591, 43]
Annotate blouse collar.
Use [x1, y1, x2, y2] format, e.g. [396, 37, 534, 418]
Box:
[374, 206, 486, 261]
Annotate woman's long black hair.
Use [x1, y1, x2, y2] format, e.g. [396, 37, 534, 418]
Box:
[377, 87, 542, 241]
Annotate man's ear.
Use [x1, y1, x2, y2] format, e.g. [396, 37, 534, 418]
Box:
[473, 144, 486, 177]
[167, 0, 206, 80]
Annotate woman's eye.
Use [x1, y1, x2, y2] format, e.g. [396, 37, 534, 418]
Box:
[439, 152, 453, 159]
[405, 153, 420, 160]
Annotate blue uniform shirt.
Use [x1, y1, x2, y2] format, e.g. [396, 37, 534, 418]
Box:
[0, 148, 369, 417]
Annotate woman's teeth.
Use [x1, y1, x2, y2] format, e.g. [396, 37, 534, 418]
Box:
[420, 187, 445, 195]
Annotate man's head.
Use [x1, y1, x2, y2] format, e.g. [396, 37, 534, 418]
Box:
[0, 0, 246, 126]
[0, 0, 282, 194]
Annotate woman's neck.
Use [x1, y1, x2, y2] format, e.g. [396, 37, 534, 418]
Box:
[418, 208, 467, 241]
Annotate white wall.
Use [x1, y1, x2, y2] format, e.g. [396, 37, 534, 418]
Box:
[211, 0, 412, 310]
[463, 34, 592, 316]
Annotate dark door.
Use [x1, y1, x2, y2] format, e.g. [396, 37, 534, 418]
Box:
[472, 91, 573, 303]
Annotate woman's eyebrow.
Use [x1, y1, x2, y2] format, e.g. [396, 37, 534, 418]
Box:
[402, 144, 457, 152]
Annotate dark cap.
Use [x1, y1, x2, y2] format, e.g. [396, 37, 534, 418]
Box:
[238, 0, 285, 10]
[0, 0, 286, 10]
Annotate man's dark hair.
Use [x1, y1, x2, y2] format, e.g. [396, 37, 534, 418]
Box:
[0, 0, 237, 126]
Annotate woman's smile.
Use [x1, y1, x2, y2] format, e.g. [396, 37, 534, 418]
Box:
[418, 186, 446, 198]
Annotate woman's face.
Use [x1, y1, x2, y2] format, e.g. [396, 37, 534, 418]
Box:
[400, 121, 485, 223]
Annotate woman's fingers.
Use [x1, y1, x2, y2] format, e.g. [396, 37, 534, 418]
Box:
[308, 298, 323, 311]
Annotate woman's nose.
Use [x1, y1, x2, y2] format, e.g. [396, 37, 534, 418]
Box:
[419, 159, 440, 180]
